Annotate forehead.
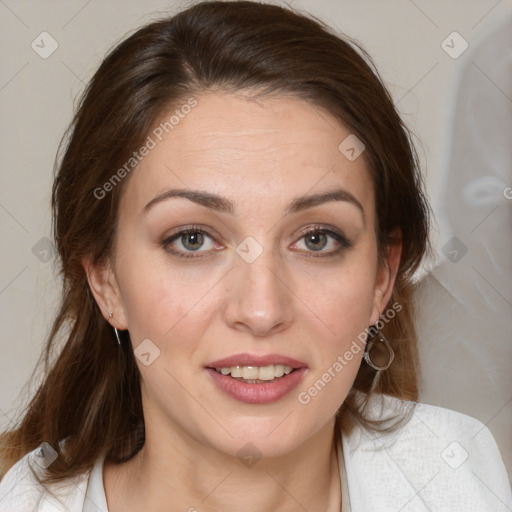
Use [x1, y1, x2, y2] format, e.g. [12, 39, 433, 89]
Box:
[119, 91, 374, 218]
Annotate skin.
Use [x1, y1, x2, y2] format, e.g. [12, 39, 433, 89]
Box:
[83, 91, 401, 512]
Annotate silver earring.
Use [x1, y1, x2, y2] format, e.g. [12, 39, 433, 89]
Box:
[109, 312, 121, 345]
[364, 331, 394, 370]
[114, 327, 121, 345]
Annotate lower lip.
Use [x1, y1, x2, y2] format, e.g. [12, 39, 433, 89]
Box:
[206, 368, 307, 404]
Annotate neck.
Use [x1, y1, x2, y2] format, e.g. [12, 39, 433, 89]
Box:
[104, 421, 342, 512]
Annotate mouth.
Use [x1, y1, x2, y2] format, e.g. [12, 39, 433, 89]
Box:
[209, 364, 297, 384]
[204, 354, 308, 404]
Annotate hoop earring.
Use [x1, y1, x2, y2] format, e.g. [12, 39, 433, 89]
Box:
[364, 330, 394, 371]
[109, 312, 121, 346]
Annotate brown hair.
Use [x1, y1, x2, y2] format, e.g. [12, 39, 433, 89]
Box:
[0, 0, 430, 484]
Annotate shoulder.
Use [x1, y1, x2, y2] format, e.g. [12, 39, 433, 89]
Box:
[0, 442, 91, 512]
[342, 393, 512, 511]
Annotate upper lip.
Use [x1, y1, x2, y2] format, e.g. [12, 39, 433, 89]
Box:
[206, 353, 308, 369]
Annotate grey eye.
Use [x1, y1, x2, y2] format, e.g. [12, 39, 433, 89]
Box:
[304, 231, 328, 251]
[180, 232, 205, 251]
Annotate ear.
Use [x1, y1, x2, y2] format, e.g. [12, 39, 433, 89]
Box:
[369, 229, 402, 325]
[81, 256, 128, 329]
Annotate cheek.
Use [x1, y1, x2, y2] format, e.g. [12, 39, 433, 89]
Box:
[116, 248, 222, 347]
[294, 254, 378, 339]
[292, 264, 375, 417]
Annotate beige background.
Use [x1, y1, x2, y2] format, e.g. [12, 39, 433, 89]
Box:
[0, 0, 511, 482]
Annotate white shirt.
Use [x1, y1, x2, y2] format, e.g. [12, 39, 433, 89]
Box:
[1, 393, 510, 511]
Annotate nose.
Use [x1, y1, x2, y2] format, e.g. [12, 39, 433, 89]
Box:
[222, 244, 294, 337]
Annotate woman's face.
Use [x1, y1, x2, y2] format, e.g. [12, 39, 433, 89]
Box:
[87, 91, 399, 459]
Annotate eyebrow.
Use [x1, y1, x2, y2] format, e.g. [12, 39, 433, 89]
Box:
[142, 187, 365, 221]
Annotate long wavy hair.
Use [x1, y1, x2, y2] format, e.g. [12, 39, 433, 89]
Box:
[0, 0, 430, 484]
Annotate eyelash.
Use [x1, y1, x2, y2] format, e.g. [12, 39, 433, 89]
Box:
[160, 224, 352, 260]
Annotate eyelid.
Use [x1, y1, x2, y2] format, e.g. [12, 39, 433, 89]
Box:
[295, 224, 350, 242]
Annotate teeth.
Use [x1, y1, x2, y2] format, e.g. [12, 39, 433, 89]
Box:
[258, 365, 275, 380]
[242, 366, 260, 380]
[231, 366, 243, 378]
[214, 364, 294, 380]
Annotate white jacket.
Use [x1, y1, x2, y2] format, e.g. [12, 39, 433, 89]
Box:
[0, 393, 510, 511]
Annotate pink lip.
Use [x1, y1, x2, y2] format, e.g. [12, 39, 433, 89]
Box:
[206, 367, 307, 404]
[206, 353, 307, 369]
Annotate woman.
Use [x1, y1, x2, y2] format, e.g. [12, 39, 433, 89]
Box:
[0, 1, 510, 511]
